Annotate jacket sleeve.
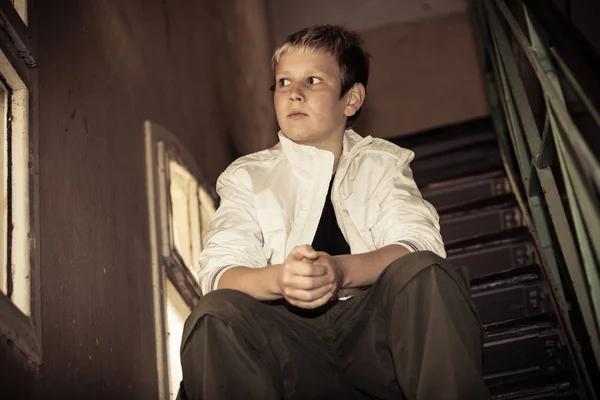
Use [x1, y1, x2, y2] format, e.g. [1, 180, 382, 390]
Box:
[197, 165, 267, 295]
[371, 150, 446, 258]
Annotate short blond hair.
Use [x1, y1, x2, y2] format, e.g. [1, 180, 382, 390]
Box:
[272, 25, 370, 128]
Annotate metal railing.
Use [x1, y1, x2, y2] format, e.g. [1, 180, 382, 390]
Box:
[472, 0, 600, 397]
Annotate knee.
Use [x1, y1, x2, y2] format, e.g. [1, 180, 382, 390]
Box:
[181, 289, 256, 348]
[186, 289, 257, 327]
[379, 251, 470, 297]
[380, 251, 445, 286]
[194, 289, 254, 315]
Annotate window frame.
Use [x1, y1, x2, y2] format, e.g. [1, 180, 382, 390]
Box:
[0, 0, 41, 369]
[145, 120, 213, 399]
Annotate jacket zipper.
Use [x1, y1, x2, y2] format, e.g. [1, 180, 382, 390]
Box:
[332, 138, 370, 254]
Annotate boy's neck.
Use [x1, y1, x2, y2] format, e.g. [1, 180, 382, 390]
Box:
[312, 134, 343, 172]
[319, 140, 343, 172]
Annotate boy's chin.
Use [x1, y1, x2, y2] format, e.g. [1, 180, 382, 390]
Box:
[281, 126, 344, 147]
[282, 130, 319, 144]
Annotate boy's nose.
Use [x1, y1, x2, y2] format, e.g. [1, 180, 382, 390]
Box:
[288, 85, 305, 102]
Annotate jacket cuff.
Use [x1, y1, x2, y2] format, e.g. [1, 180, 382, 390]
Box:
[395, 240, 419, 252]
[200, 265, 236, 294]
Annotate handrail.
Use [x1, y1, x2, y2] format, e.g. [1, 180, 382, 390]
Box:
[492, 0, 600, 193]
[473, 0, 600, 397]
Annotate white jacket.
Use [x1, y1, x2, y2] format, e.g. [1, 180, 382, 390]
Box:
[198, 129, 445, 295]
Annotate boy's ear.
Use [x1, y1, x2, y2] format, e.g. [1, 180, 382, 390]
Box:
[344, 83, 366, 117]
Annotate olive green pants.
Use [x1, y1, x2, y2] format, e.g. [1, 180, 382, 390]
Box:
[179, 251, 491, 399]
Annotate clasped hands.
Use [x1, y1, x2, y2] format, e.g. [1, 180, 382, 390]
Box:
[276, 245, 344, 309]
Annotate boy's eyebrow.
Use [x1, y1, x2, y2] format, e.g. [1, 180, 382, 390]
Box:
[275, 69, 332, 77]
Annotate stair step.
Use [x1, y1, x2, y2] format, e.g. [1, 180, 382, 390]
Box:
[409, 132, 496, 161]
[489, 372, 578, 399]
[500, 391, 580, 400]
[484, 313, 556, 339]
[482, 315, 569, 395]
[441, 204, 523, 244]
[448, 235, 537, 280]
[421, 170, 511, 213]
[483, 328, 571, 391]
[511, 392, 580, 400]
[411, 142, 503, 186]
[472, 274, 552, 325]
[393, 117, 496, 159]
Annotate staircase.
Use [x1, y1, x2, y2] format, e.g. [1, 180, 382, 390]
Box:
[393, 118, 590, 400]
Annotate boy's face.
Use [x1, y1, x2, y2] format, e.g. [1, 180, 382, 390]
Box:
[274, 49, 356, 148]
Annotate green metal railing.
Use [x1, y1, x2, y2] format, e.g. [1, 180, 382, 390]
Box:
[472, 0, 600, 396]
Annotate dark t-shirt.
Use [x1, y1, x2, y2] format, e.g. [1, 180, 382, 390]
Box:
[311, 176, 351, 256]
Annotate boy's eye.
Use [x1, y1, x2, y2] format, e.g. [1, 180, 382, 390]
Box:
[307, 77, 322, 85]
[278, 78, 291, 87]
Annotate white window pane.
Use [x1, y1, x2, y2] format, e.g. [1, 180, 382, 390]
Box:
[0, 81, 8, 294]
[12, 0, 28, 25]
[169, 161, 199, 270]
[166, 280, 191, 400]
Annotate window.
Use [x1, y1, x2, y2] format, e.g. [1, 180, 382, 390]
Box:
[145, 121, 215, 399]
[0, 0, 41, 369]
[10, 0, 28, 24]
[1, 60, 32, 318]
[169, 161, 203, 272]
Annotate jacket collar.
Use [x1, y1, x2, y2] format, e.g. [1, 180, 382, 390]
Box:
[277, 129, 372, 169]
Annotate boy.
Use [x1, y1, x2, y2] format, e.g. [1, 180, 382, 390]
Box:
[180, 25, 491, 399]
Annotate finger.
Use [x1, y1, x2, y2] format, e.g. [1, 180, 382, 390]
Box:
[287, 290, 335, 310]
[288, 260, 327, 276]
[290, 245, 319, 261]
[283, 283, 333, 303]
[284, 274, 333, 290]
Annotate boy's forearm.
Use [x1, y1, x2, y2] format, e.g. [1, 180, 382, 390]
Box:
[336, 245, 410, 288]
[215, 244, 409, 298]
[217, 265, 284, 301]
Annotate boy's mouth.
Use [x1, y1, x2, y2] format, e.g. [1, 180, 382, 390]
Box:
[288, 112, 308, 119]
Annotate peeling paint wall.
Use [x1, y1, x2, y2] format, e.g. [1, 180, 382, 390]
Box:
[36, 0, 272, 398]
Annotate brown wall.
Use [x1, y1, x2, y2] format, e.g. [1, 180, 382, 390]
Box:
[268, 0, 469, 45]
[1, 326, 38, 399]
[36, 0, 272, 398]
[356, 11, 489, 138]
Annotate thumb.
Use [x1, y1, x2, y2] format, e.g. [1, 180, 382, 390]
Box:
[291, 245, 318, 261]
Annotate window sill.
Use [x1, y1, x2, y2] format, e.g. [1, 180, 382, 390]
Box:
[0, 292, 41, 370]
